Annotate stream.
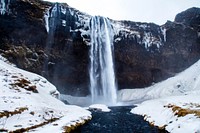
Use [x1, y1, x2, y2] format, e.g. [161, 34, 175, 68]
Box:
[74, 106, 168, 133]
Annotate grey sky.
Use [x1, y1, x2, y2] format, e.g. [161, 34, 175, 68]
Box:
[47, 0, 200, 25]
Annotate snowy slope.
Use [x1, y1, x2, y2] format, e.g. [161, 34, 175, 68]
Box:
[0, 56, 91, 132]
[131, 95, 200, 133]
[124, 59, 200, 132]
[118, 59, 200, 102]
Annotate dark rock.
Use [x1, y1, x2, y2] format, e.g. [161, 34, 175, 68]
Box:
[175, 7, 200, 31]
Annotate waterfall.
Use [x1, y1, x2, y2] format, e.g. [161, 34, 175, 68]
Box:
[89, 16, 117, 105]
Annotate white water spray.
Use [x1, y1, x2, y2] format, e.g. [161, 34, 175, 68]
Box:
[89, 16, 117, 105]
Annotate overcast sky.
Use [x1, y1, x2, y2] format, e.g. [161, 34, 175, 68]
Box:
[46, 0, 200, 25]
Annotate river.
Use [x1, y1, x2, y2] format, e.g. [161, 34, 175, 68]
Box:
[74, 106, 168, 133]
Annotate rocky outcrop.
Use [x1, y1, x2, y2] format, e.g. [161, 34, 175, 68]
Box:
[175, 7, 200, 31]
[0, 0, 200, 96]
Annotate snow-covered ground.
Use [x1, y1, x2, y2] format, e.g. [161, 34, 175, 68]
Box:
[131, 95, 200, 133]
[0, 56, 91, 132]
[122, 59, 200, 132]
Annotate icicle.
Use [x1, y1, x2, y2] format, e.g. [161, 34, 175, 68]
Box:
[0, 0, 9, 15]
[61, 5, 66, 15]
[44, 9, 50, 33]
[161, 27, 167, 42]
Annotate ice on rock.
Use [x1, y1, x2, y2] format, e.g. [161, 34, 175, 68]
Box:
[62, 20, 66, 26]
[142, 32, 152, 48]
[61, 6, 66, 14]
[112, 21, 164, 50]
[0, 0, 10, 15]
[161, 27, 167, 42]
[142, 32, 162, 49]
[44, 8, 50, 33]
[69, 8, 75, 16]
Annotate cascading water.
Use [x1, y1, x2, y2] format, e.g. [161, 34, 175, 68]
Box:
[89, 16, 117, 105]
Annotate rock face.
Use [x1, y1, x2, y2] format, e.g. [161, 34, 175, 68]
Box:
[175, 7, 200, 31]
[114, 19, 200, 89]
[0, 0, 200, 96]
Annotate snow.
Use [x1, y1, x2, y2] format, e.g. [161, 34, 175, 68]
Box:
[123, 59, 200, 132]
[0, 55, 91, 132]
[131, 95, 200, 133]
[89, 104, 111, 112]
[118, 59, 200, 102]
[112, 20, 164, 50]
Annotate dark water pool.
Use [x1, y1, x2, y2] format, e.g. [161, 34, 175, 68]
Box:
[74, 106, 168, 133]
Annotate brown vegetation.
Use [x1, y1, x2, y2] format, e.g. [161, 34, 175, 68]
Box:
[63, 118, 91, 133]
[9, 117, 60, 133]
[0, 107, 28, 118]
[144, 114, 167, 131]
[10, 78, 38, 93]
[165, 104, 200, 117]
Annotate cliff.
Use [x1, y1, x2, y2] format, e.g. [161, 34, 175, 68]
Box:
[0, 0, 200, 96]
